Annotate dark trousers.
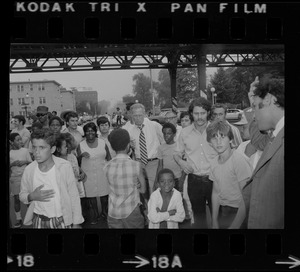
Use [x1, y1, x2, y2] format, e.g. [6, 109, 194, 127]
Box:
[187, 174, 212, 229]
[100, 195, 108, 217]
[218, 205, 238, 229]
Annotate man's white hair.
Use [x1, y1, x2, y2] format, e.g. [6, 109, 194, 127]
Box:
[130, 103, 145, 112]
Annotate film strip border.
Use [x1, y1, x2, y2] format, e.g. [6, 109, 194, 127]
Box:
[7, 230, 300, 270]
[11, 2, 297, 42]
[8, 1, 300, 271]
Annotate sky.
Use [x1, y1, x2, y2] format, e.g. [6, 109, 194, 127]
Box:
[10, 67, 217, 107]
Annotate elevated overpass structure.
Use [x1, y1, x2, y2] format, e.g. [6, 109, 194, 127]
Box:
[10, 43, 284, 111]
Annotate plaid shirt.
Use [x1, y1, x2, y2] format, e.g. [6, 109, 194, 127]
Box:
[104, 154, 142, 219]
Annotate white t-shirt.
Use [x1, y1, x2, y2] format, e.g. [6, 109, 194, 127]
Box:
[33, 165, 63, 218]
[209, 150, 252, 208]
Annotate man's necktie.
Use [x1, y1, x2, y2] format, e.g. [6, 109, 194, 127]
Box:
[269, 130, 275, 144]
[138, 124, 148, 165]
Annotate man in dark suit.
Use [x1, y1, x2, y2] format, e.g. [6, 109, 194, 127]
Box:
[242, 76, 284, 229]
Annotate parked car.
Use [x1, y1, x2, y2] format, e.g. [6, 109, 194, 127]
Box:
[226, 109, 243, 121]
[149, 108, 188, 125]
[148, 111, 168, 125]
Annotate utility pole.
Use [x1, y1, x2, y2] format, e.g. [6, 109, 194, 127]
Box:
[150, 69, 155, 115]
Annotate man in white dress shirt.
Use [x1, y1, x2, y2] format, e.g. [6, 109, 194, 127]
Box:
[126, 103, 164, 196]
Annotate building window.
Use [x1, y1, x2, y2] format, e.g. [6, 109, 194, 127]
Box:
[38, 84, 45, 91]
[18, 98, 22, 105]
[30, 84, 33, 91]
[31, 97, 34, 104]
[10, 98, 13, 105]
[17, 85, 21, 92]
[39, 97, 46, 104]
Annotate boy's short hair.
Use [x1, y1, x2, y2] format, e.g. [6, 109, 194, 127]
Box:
[206, 120, 234, 142]
[65, 111, 78, 122]
[157, 168, 175, 181]
[10, 132, 20, 142]
[162, 122, 177, 134]
[108, 128, 130, 152]
[97, 116, 110, 127]
[211, 103, 228, 114]
[31, 121, 43, 130]
[31, 128, 57, 147]
[180, 111, 193, 121]
[13, 115, 26, 125]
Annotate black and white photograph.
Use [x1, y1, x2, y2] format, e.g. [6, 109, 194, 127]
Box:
[8, 1, 299, 271]
[9, 43, 285, 230]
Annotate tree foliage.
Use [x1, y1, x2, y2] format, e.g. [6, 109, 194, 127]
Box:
[124, 64, 284, 111]
[210, 65, 284, 108]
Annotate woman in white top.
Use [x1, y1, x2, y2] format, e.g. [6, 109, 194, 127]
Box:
[77, 122, 111, 224]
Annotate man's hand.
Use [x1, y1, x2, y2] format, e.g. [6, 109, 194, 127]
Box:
[130, 139, 136, 150]
[248, 76, 259, 105]
[11, 160, 21, 167]
[18, 160, 28, 166]
[180, 161, 194, 174]
[81, 152, 90, 159]
[168, 209, 177, 216]
[29, 185, 55, 202]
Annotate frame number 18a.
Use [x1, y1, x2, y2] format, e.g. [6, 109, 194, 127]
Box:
[152, 255, 182, 269]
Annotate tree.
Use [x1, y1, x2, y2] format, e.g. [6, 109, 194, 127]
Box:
[132, 73, 157, 111]
[155, 68, 198, 109]
[210, 65, 284, 108]
[210, 67, 235, 104]
[155, 70, 172, 107]
[176, 68, 199, 104]
[122, 94, 136, 105]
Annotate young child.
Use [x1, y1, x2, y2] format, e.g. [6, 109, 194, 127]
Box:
[206, 120, 252, 229]
[9, 133, 32, 228]
[148, 168, 185, 229]
[54, 132, 86, 198]
[19, 128, 84, 229]
[104, 128, 147, 228]
[155, 123, 182, 191]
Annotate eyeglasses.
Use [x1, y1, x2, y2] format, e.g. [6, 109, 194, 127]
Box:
[36, 113, 47, 117]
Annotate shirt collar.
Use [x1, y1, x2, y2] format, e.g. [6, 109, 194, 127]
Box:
[272, 116, 284, 137]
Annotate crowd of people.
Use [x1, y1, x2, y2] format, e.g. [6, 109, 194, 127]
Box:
[9, 75, 284, 229]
